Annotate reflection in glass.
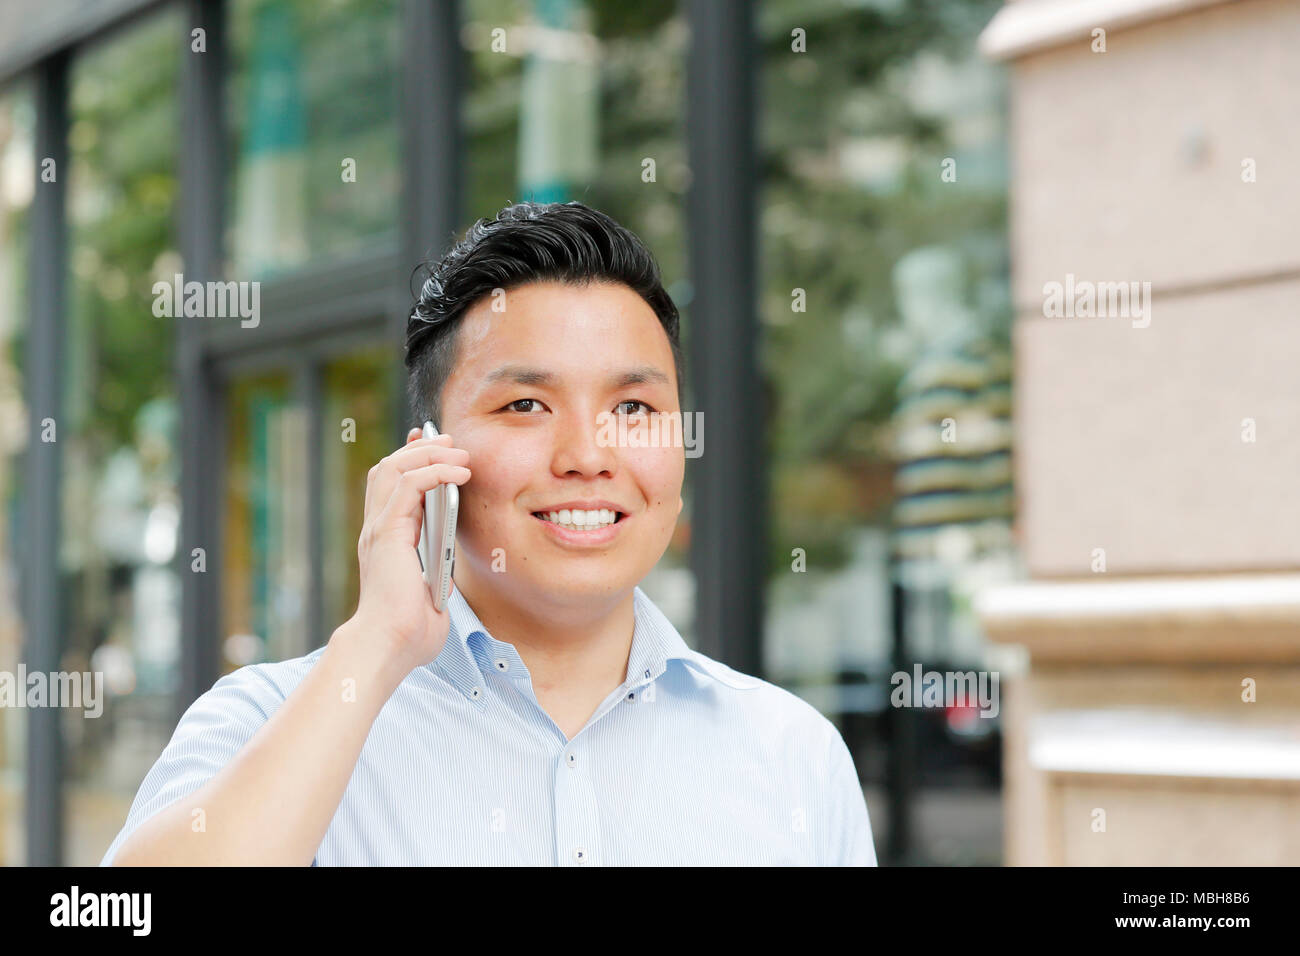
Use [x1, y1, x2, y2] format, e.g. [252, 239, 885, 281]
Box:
[0, 83, 33, 865]
[62, 11, 183, 865]
[228, 0, 402, 279]
[759, 0, 1013, 864]
[222, 373, 309, 668]
[322, 348, 397, 637]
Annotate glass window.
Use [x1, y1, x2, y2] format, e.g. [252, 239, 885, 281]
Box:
[222, 371, 309, 668]
[0, 82, 33, 866]
[322, 348, 397, 636]
[759, 0, 1013, 864]
[222, 346, 395, 668]
[62, 10, 183, 865]
[227, 0, 402, 279]
[463, 0, 694, 636]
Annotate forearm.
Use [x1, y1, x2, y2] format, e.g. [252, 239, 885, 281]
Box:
[111, 621, 405, 866]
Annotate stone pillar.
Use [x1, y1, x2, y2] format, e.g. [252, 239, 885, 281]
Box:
[975, 0, 1300, 865]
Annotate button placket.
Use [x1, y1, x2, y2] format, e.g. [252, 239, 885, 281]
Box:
[554, 743, 599, 866]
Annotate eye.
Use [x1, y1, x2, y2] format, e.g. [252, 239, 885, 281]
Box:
[616, 400, 655, 416]
[504, 398, 546, 414]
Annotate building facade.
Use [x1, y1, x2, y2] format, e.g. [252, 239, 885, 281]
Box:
[977, 0, 1300, 865]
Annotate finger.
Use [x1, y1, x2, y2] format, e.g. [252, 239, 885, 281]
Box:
[365, 434, 458, 519]
[368, 440, 469, 518]
[376, 462, 472, 546]
[389, 436, 467, 469]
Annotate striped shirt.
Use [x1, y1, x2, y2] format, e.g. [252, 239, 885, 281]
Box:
[101, 586, 877, 866]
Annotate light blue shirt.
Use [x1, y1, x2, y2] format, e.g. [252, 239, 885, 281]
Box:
[101, 586, 877, 866]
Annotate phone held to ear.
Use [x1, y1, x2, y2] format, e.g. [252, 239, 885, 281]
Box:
[418, 420, 459, 612]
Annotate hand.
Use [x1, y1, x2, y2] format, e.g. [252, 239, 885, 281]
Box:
[347, 428, 471, 677]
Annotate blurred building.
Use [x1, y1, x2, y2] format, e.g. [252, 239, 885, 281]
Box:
[976, 0, 1300, 865]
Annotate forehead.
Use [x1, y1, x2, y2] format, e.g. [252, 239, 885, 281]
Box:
[450, 280, 675, 377]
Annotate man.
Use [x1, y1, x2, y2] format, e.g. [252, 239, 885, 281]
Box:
[102, 201, 877, 866]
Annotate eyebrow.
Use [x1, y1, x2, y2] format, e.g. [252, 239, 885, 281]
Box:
[485, 365, 556, 387]
[483, 364, 671, 389]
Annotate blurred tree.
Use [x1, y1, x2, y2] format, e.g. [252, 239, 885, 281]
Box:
[68, 16, 179, 453]
[759, 0, 1010, 575]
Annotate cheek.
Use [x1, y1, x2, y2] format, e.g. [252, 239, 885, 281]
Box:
[629, 448, 685, 513]
[457, 437, 542, 529]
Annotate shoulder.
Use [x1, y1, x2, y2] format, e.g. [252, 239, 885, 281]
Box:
[183, 646, 327, 725]
[238, 646, 326, 696]
[633, 586, 833, 736]
[97, 646, 330, 867]
[674, 650, 842, 749]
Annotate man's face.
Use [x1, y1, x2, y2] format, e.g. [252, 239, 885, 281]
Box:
[438, 280, 684, 614]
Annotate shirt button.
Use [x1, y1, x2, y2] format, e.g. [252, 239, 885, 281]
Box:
[643, 669, 651, 679]
[573, 847, 587, 863]
[494, 659, 509, 672]
[566, 751, 577, 769]
[470, 686, 481, 699]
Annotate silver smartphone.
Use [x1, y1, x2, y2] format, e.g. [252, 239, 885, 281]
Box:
[418, 420, 459, 612]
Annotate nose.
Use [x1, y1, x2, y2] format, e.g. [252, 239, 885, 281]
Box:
[551, 409, 618, 479]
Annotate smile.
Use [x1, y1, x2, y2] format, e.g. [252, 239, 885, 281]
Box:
[530, 508, 625, 532]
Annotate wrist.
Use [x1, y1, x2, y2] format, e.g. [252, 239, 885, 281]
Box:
[325, 617, 412, 701]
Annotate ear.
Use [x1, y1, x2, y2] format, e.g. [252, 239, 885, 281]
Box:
[676, 496, 684, 517]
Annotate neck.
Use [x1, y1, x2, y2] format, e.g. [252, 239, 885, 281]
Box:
[454, 576, 638, 698]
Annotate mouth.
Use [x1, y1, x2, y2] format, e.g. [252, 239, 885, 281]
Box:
[530, 507, 627, 533]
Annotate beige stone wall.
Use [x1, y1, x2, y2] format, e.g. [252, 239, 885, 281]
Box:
[1056, 776, 1300, 866]
[1007, 0, 1300, 307]
[995, 662, 1300, 865]
[1015, 280, 1300, 576]
[980, 0, 1300, 866]
[1005, 0, 1300, 577]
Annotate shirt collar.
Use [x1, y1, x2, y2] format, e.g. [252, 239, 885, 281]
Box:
[431, 585, 699, 707]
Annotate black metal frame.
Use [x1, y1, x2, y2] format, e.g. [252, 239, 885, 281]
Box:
[10, 0, 759, 864]
[177, 0, 227, 723]
[23, 49, 70, 869]
[685, 0, 762, 676]
[399, 0, 463, 442]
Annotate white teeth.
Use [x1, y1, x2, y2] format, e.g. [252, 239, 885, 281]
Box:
[540, 507, 619, 531]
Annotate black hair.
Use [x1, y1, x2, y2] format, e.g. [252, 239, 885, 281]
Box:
[404, 200, 683, 426]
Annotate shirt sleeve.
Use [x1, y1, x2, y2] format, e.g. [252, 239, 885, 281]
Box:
[822, 721, 878, 866]
[98, 665, 285, 866]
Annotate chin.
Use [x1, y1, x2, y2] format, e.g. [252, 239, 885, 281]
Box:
[521, 567, 641, 608]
